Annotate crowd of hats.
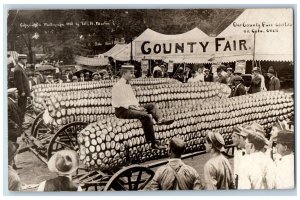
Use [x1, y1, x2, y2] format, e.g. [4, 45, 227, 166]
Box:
[32, 78, 180, 113]
[78, 90, 293, 171]
[34, 81, 231, 126]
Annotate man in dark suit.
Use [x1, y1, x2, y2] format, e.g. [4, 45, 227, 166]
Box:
[204, 68, 213, 82]
[248, 67, 262, 94]
[267, 68, 280, 91]
[231, 76, 246, 97]
[214, 67, 227, 84]
[13, 54, 30, 123]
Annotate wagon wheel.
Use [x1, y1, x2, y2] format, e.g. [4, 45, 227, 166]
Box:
[31, 111, 52, 139]
[103, 165, 155, 191]
[47, 122, 88, 160]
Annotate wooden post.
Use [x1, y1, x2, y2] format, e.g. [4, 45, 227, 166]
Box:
[252, 32, 256, 68]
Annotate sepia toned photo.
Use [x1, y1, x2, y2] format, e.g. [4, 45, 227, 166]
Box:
[6, 8, 294, 192]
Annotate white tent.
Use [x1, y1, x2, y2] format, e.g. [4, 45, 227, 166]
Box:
[103, 44, 127, 57]
[112, 28, 217, 63]
[74, 55, 109, 66]
[218, 8, 293, 62]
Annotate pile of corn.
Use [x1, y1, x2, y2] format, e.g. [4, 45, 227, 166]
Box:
[78, 90, 293, 171]
[41, 81, 231, 126]
[32, 78, 180, 113]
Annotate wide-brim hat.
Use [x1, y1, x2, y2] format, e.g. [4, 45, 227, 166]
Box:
[232, 125, 246, 137]
[206, 131, 225, 152]
[250, 122, 266, 137]
[247, 131, 267, 148]
[252, 67, 259, 72]
[277, 130, 294, 147]
[233, 76, 243, 82]
[48, 150, 79, 175]
[267, 69, 275, 74]
[203, 68, 209, 72]
[18, 54, 27, 60]
[8, 88, 18, 94]
[226, 67, 233, 71]
[121, 65, 134, 71]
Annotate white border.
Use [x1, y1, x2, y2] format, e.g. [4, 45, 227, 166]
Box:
[1, 1, 299, 200]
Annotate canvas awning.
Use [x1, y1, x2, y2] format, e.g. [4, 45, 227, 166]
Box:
[103, 44, 127, 57]
[217, 8, 293, 62]
[74, 55, 109, 66]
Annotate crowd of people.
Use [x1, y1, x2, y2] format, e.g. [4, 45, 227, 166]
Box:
[7, 55, 290, 192]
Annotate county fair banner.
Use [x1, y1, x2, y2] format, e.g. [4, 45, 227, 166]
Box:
[135, 35, 253, 59]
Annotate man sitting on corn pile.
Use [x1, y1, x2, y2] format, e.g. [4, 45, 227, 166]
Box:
[112, 65, 174, 149]
[147, 137, 203, 190]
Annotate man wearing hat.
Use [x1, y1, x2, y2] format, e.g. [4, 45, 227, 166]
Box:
[203, 131, 235, 190]
[238, 130, 276, 189]
[8, 141, 22, 191]
[267, 68, 280, 91]
[92, 72, 100, 81]
[187, 70, 200, 83]
[8, 88, 22, 141]
[231, 76, 246, 97]
[231, 126, 251, 188]
[84, 72, 91, 81]
[112, 65, 174, 149]
[152, 64, 162, 78]
[275, 130, 294, 189]
[195, 65, 205, 82]
[203, 68, 213, 82]
[37, 150, 82, 191]
[148, 137, 203, 190]
[213, 67, 227, 84]
[248, 67, 262, 94]
[226, 67, 234, 86]
[72, 76, 78, 82]
[13, 54, 30, 124]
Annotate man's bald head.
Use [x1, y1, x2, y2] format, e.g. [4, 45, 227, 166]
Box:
[169, 137, 185, 157]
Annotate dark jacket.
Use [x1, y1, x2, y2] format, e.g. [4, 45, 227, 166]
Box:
[214, 75, 227, 84]
[13, 64, 30, 97]
[249, 75, 262, 94]
[44, 176, 78, 191]
[232, 84, 247, 97]
[268, 76, 280, 91]
[204, 74, 213, 82]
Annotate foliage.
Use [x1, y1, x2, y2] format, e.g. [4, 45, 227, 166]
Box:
[7, 9, 244, 64]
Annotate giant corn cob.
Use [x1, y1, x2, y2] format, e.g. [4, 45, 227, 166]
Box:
[42, 82, 231, 126]
[77, 91, 293, 171]
[32, 78, 179, 113]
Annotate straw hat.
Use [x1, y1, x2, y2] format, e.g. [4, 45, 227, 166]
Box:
[277, 130, 294, 148]
[250, 122, 266, 137]
[247, 131, 266, 150]
[233, 76, 243, 82]
[48, 150, 79, 175]
[206, 131, 225, 152]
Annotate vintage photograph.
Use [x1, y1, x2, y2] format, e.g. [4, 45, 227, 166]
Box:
[6, 8, 294, 192]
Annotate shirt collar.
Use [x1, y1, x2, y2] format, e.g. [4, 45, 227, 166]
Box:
[168, 158, 182, 163]
[121, 77, 130, 84]
[280, 153, 294, 161]
[18, 62, 24, 69]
